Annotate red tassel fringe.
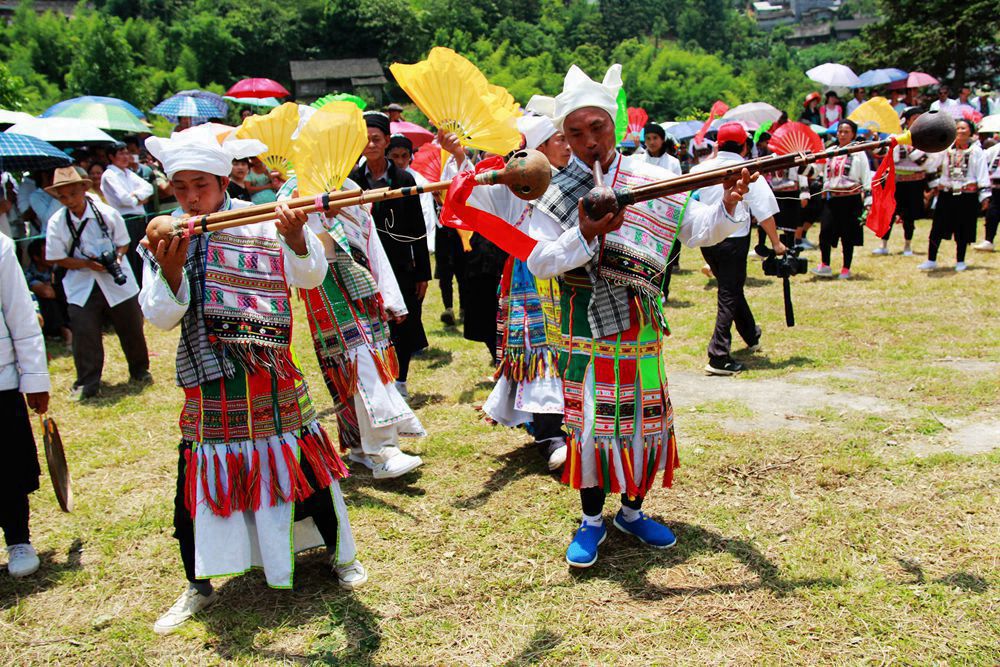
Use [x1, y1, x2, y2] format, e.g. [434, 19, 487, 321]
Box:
[280, 441, 314, 502]
[248, 448, 262, 511]
[267, 445, 286, 506]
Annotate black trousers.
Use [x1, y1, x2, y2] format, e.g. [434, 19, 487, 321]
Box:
[883, 179, 924, 241]
[701, 234, 758, 362]
[532, 412, 565, 443]
[173, 443, 341, 584]
[1, 492, 30, 546]
[434, 227, 466, 312]
[661, 238, 681, 302]
[984, 193, 1000, 244]
[580, 488, 643, 516]
[67, 287, 149, 393]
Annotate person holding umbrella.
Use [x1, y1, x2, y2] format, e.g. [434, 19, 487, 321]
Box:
[0, 231, 50, 578]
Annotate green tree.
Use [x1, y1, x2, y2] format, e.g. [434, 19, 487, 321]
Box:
[856, 0, 1000, 86]
[0, 62, 25, 109]
[65, 14, 146, 105]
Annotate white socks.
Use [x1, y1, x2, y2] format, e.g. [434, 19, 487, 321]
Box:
[581, 513, 603, 527]
[620, 505, 642, 523]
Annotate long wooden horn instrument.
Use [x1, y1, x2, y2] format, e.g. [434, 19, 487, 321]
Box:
[582, 110, 957, 219]
[144, 149, 552, 247]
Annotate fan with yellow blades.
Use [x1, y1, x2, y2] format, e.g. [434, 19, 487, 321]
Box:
[848, 97, 902, 136]
[293, 101, 368, 197]
[235, 102, 299, 179]
[390, 47, 522, 156]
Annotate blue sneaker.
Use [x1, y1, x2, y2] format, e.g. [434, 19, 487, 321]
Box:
[613, 510, 677, 549]
[565, 521, 607, 568]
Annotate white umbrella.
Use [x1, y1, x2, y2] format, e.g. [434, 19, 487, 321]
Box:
[806, 63, 861, 88]
[979, 114, 1000, 133]
[6, 117, 116, 143]
[0, 109, 34, 126]
[722, 102, 781, 126]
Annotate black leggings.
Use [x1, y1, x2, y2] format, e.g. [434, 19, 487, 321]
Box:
[1, 492, 30, 546]
[173, 443, 340, 584]
[580, 488, 643, 516]
[927, 237, 968, 263]
[821, 243, 855, 269]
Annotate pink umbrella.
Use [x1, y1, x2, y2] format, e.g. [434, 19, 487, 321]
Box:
[391, 121, 435, 148]
[888, 72, 939, 90]
[226, 78, 290, 99]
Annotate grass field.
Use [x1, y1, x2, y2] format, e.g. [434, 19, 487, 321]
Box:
[2, 221, 999, 665]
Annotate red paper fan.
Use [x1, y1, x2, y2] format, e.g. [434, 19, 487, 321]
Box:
[769, 122, 825, 160]
[411, 141, 443, 183]
[627, 107, 649, 135]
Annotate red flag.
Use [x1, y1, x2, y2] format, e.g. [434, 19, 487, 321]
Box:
[694, 100, 730, 146]
[439, 157, 539, 262]
[866, 137, 897, 238]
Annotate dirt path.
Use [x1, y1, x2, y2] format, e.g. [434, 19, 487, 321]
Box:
[666, 365, 999, 456]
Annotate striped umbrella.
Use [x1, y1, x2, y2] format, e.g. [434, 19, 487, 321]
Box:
[46, 101, 148, 133]
[152, 94, 227, 119]
[175, 90, 228, 116]
[43, 95, 144, 119]
[0, 133, 73, 171]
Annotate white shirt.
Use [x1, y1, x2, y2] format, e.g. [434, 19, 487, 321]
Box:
[639, 150, 682, 176]
[523, 154, 747, 280]
[0, 234, 50, 393]
[846, 97, 865, 115]
[45, 199, 139, 307]
[929, 144, 992, 203]
[101, 164, 154, 216]
[930, 98, 958, 112]
[690, 151, 779, 239]
[29, 189, 61, 234]
[140, 199, 327, 332]
[985, 143, 1000, 182]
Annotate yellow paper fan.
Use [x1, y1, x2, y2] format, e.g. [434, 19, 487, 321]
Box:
[848, 97, 902, 136]
[390, 47, 522, 155]
[235, 102, 299, 179]
[292, 102, 368, 196]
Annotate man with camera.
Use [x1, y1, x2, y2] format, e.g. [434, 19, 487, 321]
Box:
[691, 123, 786, 376]
[45, 166, 150, 399]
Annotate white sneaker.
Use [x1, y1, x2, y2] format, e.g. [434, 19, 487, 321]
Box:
[872, 247, 889, 256]
[917, 260, 937, 271]
[812, 264, 833, 277]
[394, 380, 409, 400]
[6, 543, 40, 578]
[153, 586, 218, 635]
[902, 247, 914, 256]
[547, 443, 568, 471]
[372, 451, 422, 479]
[974, 240, 994, 252]
[347, 451, 375, 470]
[333, 559, 369, 591]
[955, 261, 968, 272]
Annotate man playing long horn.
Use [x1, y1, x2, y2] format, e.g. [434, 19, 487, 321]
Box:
[139, 126, 367, 635]
[451, 65, 754, 567]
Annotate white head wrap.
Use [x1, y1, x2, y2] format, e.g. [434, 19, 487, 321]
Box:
[516, 113, 558, 150]
[145, 125, 267, 178]
[549, 64, 623, 131]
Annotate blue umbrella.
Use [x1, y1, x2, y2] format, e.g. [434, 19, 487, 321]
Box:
[856, 68, 908, 88]
[151, 94, 227, 119]
[176, 90, 228, 117]
[668, 120, 704, 142]
[42, 95, 145, 119]
[0, 133, 73, 171]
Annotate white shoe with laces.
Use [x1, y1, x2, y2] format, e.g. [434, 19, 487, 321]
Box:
[372, 451, 422, 479]
[902, 247, 914, 256]
[872, 247, 889, 256]
[333, 559, 369, 591]
[955, 261, 968, 272]
[917, 260, 937, 271]
[547, 443, 568, 471]
[153, 586, 218, 635]
[348, 451, 375, 470]
[6, 543, 40, 578]
[974, 240, 994, 252]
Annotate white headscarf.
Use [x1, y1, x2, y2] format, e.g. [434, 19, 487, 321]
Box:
[145, 125, 266, 178]
[545, 64, 623, 132]
[516, 113, 558, 150]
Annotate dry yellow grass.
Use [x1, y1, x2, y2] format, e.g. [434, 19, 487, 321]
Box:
[2, 220, 998, 665]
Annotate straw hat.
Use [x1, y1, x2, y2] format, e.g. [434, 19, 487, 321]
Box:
[44, 166, 92, 195]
